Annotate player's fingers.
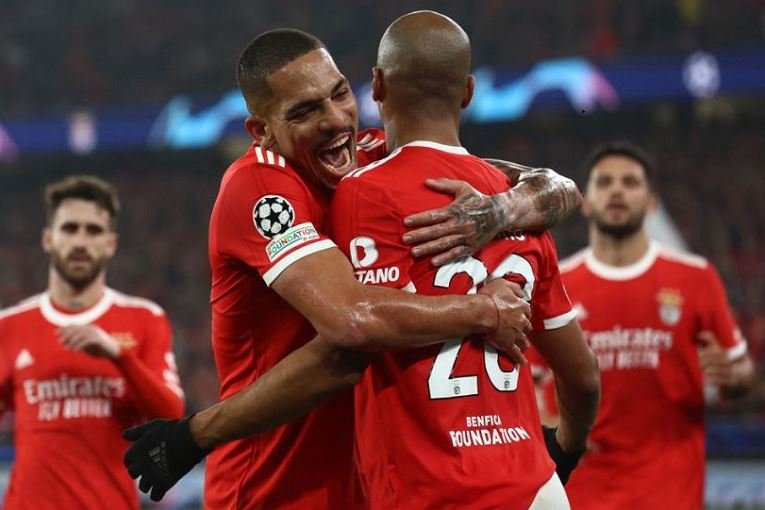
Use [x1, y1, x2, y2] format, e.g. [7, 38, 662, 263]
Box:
[422, 178, 466, 196]
[125, 460, 147, 480]
[403, 207, 452, 228]
[509, 282, 526, 299]
[411, 234, 466, 259]
[517, 337, 530, 352]
[404, 220, 462, 245]
[123, 422, 151, 442]
[150, 485, 167, 502]
[509, 344, 528, 365]
[138, 475, 153, 494]
[431, 246, 473, 267]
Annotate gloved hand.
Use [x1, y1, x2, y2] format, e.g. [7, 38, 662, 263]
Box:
[542, 425, 585, 485]
[123, 415, 212, 501]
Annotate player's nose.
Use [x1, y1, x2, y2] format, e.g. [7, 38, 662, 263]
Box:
[319, 103, 348, 131]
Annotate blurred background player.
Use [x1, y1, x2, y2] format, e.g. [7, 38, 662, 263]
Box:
[533, 141, 755, 509]
[329, 11, 599, 509]
[0, 176, 185, 509]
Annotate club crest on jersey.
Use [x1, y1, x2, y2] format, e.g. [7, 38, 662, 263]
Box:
[657, 288, 683, 326]
[253, 195, 295, 239]
[111, 332, 137, 350]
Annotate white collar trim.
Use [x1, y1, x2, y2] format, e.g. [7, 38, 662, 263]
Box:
[40, 288, 115, 326]
[584, 241, 659, 281]
[400, 140, 469, 155]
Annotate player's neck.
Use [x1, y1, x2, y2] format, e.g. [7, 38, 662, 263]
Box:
[47, 268, 107, 310]
[384, 116, 461, 152]
[589, 228, 651, 267]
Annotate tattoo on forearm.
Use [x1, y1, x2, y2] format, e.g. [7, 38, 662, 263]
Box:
[485, 159, 581, 229]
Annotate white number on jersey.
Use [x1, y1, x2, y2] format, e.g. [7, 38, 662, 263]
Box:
[427, 254, 535, 400]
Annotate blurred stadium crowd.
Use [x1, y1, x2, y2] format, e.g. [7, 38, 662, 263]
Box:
[1, 0, 764, 115]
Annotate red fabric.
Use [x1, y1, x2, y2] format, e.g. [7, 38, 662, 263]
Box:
[0, 289, 182, 510]
[547, 246, 747, 510]
[204, 130, 385, 510]
[330, 142, 573, 510]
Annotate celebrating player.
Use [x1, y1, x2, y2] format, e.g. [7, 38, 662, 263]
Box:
[535, 141, 755, 509]
[327, 11, 599, 508]
[123, 27, 583, 509]
[0, 176, 184, 509]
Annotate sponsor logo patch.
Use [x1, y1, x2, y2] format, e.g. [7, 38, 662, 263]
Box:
[253, 195, 295, 238]
[266, 223, 320, 261]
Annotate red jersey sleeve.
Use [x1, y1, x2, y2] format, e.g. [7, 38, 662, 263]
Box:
[117, 306, 185, 420]
[356, 128, 387, 167]
[0, 319, 12, 416]
[216, 155, 335, 286]
[330, 177, 412, 290]
[696, 264, 748, 359]
[529, 233, 576, 331]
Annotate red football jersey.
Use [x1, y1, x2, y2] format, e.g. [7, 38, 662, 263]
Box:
[0, 289, 181, 510]
[204, 129, 385, 510]
[330, 141, 575, 510]
[553, 243, 748, 510]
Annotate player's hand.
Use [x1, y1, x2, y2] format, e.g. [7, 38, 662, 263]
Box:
[542, 425, 585, 485]
[123, 416, 211, 502]
[58, 324, 121, 360]
[478, 279, 531, 364]
[402, 178, 508, 267]
[697, 331, 735, 387]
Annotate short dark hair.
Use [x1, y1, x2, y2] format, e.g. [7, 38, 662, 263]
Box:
[582, 140, 657, 190]
[236, 29, 325, 114]
[45, 175, 120, 229]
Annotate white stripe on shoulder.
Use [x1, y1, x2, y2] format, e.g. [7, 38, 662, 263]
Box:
[110, 290, 165, 316]
[558, 249, 587, 274]
[543, 308, 577, 330]
[278, 155, 286, 168]
[358, 139, 385, 152]
[345, 146, 404, 179]
[265, 150, 275, 165]
[358, 133, 372, 145]
[254, 147, 265, 164]
[0, 294, 43, 320]
[657, 245, 708, 269]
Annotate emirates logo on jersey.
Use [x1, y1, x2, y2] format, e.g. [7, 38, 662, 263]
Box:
[657, 288, 684, 326]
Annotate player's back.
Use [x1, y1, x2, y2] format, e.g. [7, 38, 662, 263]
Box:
[334, 142, 573, 509]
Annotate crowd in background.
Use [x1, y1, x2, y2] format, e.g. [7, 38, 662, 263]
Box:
[0, 112, 763, 420]
[1, 0, 764, 116]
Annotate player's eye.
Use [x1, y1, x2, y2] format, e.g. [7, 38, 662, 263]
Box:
[595, 176, 612, 188]
[333, 88, 350, 100]
[60, 223, 79, 234]
[623, 176, 642, 188]
[86, 224, 105, 235]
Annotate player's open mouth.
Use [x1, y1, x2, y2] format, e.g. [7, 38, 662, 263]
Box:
[318, 134, 353, 172]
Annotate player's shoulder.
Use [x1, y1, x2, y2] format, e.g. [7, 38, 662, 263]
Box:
[558, 248, 588, 274]
[655, 243, 709, 271]
[108, 289, 166, 317]
[220, 145, 294, 192]
[0, 293, 43, 322]
[356, 128, 386, 152]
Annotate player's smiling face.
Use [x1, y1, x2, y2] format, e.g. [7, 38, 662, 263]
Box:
[583, 155, 656, 238]
[42, 199, 117, 289]
[261, 48, 359, 190]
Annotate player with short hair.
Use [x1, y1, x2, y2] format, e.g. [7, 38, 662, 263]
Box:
[123, 28, 583, 509]
[0, 175, 184, 509]
[327, 11, 600, 509]
[536, 141, 755, 509]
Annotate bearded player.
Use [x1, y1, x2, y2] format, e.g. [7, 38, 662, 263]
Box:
[0, 176, 184, 509]
[536, 141, 755, 509]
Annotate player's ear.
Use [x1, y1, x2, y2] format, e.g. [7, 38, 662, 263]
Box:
[41, 227, 52, 253]
[580, 191, 593, 218]
[461, 75, 475, 109]
[371, 66, 385, 102]
[245, 116, 274, 148]
[105, 231, 118, 259]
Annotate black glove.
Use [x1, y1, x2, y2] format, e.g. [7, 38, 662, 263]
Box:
[542, 425, 585, 485]
[123, 415, 212, 502]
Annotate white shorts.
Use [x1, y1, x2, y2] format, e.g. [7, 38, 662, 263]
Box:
[528, 472, 570, 510]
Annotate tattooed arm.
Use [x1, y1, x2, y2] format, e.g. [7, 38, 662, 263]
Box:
[402, 159, 581, 266]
